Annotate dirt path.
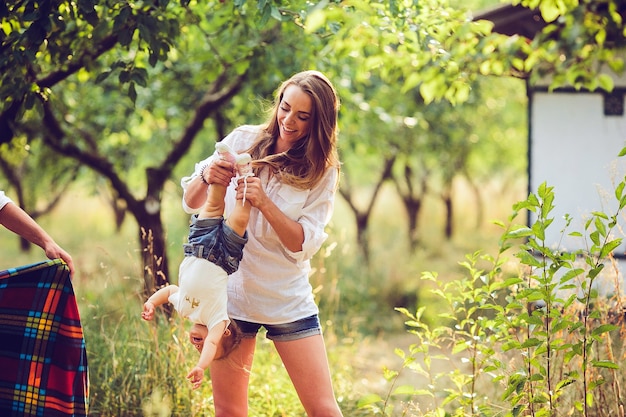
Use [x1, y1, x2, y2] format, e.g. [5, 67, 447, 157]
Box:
[350, 332, 476, 414]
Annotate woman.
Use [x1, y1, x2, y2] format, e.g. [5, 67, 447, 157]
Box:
[181, 70, 343, 416]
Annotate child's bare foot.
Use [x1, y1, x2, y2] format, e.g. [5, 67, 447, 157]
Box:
[215, 142, 237, 164]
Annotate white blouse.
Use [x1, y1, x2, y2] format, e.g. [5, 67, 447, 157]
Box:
[0, 191, 13, 210]
[181, 125, 338, 324]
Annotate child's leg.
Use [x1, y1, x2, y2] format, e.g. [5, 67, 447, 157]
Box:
[225, 153, 253, 237]
[199, 143, 238, 219]
[198, 183, 227, 219]
[225, 200, 251, 237]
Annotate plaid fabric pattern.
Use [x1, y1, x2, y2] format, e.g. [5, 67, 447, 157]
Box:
[0, 259, 88, 417]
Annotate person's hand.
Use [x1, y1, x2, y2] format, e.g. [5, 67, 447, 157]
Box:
[141, 301, 156, 321]
[44, 242, 75, 277]
[204, 159, 235, 187]
[187, 366, 205, 390]
[235, 176, 268, 208]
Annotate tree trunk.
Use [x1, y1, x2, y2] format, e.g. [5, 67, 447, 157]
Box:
[19, 236, 32, 251]
[355, 212, 370, 264]
[136, 210, 170, 297]
[405, 199, 422, 251]
[443, 193, 453, 239]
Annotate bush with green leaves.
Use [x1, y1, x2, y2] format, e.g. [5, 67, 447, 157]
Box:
[361, 149, 626, 416]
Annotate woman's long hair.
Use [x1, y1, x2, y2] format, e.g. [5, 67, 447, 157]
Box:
[248, 70, 340, 190]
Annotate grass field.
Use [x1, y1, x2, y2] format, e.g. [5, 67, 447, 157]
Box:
[0, 178, 527, 416]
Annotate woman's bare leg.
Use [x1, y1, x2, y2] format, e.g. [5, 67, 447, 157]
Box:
[210, 337, 256, 417]
[274, 335, 343, 417]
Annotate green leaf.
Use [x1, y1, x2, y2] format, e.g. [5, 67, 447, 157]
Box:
[506, 226, 534, 238]
[270, 5, 283, 21]
[419, 79, 438, 104]
[521, 337, 543, 348]
[598, 74, 614, 92]
[128, 82, 137, 104]
[357, 393, 383, 408]
[600, 239, 622, 258]
[305, 9, 326, 33]
[592, 324, 619, 336]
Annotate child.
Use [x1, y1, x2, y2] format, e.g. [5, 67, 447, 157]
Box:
[142, 142, 253, 390]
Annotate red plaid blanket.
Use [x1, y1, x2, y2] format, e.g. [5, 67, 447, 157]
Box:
[0, 259, 88, 417]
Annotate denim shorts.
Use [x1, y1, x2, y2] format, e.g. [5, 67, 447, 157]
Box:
[183, 214, 247, 275]
[233, 314, 322, 342]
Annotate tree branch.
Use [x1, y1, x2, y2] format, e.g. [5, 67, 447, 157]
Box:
[40, 98, 140, 211]
[159, 70, 248, 177]
[37, 33, 120, 88]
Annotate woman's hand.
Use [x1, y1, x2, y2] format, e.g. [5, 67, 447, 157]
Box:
[204, 159, 235, 187]
[184, 159, 235, 210]
[235, 176, 268, 209]
[43, 241, 75, 276]
[236, 175, 305, 252]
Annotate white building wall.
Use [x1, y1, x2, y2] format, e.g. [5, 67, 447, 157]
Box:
[530, 91, 626, 254]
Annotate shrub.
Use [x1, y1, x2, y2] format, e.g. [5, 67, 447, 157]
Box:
[361, 149, 626, 416]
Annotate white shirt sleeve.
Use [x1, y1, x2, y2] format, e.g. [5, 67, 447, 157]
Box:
[0, 191, 13, 211]
[284, 167, 338, 262]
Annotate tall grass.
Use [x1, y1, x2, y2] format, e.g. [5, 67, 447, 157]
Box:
[0, 177, 525, 416]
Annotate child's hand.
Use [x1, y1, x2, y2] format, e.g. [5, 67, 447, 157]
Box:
[141, 301, 155, 321]
[187, 366, 205, 390]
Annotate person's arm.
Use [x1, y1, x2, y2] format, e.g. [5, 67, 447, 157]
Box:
[239, 176, 305, 252]
[142, 285, 179, 321]
[183, 159, 235, 212]
[186, 320, 228, 390]
[236, 168, 337, 254]
[0, 202, 75, 276]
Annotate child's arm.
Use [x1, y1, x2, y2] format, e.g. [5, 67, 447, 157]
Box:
[186, 320, 228, 390]
[141, 285, 179, 321]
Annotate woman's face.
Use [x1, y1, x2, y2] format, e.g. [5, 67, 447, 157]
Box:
[276, 84, 313, 153]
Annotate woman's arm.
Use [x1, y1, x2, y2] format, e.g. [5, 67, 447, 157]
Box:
[236, 176, 305, 252]
[183, 159, 236, 212]
[0, 202, 75, 275]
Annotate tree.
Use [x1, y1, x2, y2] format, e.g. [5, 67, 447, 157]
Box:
[312, 0, 624, 255]
[0, 138, 79, 251]
[4, 0, 623, 293]
[0, 0, 323, 295]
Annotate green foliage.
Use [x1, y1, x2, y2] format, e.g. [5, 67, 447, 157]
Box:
[515, 0, 626, 91]
[362, 148, 626, 416]
[308, 0, 626, 107]
[306, 0, 494, 105]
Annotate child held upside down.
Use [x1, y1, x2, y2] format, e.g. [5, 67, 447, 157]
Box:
[142, 142, 254, 390]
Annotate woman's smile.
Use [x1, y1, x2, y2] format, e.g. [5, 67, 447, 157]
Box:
[276, 84, 312, 151]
